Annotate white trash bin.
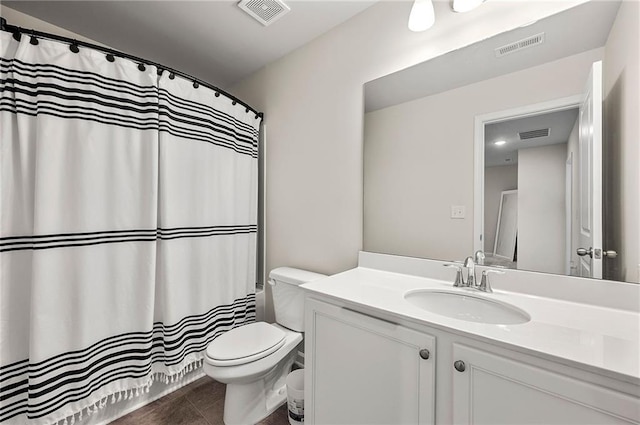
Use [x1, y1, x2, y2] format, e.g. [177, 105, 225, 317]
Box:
[286, 369, 305, 425]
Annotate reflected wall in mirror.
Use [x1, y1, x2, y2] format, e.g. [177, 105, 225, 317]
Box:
[363, 0, 639, 283]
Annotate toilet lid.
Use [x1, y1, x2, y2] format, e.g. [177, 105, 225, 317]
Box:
[206, 322, 286, 366]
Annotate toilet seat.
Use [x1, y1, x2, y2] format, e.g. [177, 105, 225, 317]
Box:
[206, 322, 286, 366]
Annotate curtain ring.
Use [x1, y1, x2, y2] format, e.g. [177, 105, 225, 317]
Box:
[29, 31, 38, 45]
[157, 68, 164, 76]
[169, 73, 175, 80]
[214, 92, 220, 97]
[13, 31, 21, 42]
[232, 101, 237, 105]
[138, 63, 146, 72]
[193, 81, 199, 89]
[106, 54, 115, 62]
[70, 41, 80, 53]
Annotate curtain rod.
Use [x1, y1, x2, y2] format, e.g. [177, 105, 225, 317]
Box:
[0, 16, 264, 120]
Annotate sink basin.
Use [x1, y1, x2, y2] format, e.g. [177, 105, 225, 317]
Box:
[404, 290, 530, 325]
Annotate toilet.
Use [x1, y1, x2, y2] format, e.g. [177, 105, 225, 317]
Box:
[203, 267, 326, 425]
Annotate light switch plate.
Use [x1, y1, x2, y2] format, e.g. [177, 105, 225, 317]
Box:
[451, 205, 465, 219]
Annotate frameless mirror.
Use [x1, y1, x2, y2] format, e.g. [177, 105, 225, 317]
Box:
[363, 1, 639, 283]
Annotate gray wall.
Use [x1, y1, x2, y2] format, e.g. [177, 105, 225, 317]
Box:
[518, 143, 567, 274]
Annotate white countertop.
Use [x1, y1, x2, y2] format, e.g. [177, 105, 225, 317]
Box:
[302, 267, 640, 386]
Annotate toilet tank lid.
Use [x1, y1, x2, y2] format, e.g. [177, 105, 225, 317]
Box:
[269, 267, 327, 285]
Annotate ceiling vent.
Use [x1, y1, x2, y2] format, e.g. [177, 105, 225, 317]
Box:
[238, 0, 291, 26]
[518, 128, 550, 140]
[495, 33, 545, 57]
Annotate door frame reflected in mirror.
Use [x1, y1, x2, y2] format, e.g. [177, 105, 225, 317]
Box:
[473, 94, 583, 268]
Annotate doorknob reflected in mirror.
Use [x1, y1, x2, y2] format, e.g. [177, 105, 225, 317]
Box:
[576, 247, 593, 258]
[576, 247, 617, 259]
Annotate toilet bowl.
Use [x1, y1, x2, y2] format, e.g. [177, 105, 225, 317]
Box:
[203, 267, 326, 425]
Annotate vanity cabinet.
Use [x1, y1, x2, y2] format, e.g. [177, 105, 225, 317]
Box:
[304, 296, 640, 425]
[452, 344, 639, 425]
[304, 298, 435, 425]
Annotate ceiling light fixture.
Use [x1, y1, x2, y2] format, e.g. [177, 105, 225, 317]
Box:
[451, 0, 485, 13]
[494, 140, 506, 146]
[408, 0, 435, 32]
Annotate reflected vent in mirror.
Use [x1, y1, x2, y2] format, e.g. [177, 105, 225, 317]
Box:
[495, 33, 545, 57]
[518, 128, 550, 140]
[238, 0, 291, 26]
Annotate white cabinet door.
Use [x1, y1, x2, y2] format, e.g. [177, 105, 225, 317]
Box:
[452, 344, 639, 425]
[305, 298, 435, 425]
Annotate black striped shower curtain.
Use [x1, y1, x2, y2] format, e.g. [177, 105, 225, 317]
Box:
[0, 31, 260, 425]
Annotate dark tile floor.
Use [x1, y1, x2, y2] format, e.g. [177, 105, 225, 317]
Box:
[110, 376, 289, 425]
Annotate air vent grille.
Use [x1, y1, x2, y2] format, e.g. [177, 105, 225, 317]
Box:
[238, 0, 291, 26]
[518, 128, 550, 140]
[495, 33, 545, 57]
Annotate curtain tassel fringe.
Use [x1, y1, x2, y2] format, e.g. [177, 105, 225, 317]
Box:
[54, 361, 209, 425]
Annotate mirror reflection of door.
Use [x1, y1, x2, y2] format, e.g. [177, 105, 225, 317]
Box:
[576, 61, 604, 278]
[482, 60, 606, 277]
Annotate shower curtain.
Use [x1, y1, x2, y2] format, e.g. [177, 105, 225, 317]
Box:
[0, 31, 260, 425]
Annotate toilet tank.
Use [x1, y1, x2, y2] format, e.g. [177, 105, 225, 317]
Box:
[269, 267, 327, 332]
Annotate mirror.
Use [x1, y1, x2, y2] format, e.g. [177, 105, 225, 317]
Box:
[363, 1, 639, 283]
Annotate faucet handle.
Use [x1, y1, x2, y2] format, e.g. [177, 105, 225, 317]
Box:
[443, 263, 464, 287]
[479, 269, 505, 293]
[474, 250, 485, 265]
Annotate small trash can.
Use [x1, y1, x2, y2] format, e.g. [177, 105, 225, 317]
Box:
[286, 369, 305, 425]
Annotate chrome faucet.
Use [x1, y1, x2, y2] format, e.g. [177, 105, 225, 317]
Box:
[463, 256, 476, 287]
[444, 257, 476, 287]
[444, 253, 504, 293]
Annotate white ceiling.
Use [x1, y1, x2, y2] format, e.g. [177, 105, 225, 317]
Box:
[484, 108, 579, 167]
[2, 0, 377, 89]
[364, 0, 620, 112]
